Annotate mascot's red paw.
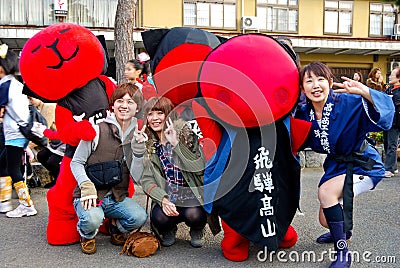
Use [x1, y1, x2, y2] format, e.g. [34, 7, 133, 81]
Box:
[220, 220, 250, 262]
[76, 120, 96, 141]
[279, 225, 298, 248]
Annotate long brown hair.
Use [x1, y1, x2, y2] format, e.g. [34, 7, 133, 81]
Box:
[367, 67, 381, 82]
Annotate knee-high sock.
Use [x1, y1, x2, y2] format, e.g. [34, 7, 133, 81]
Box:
[14, 181, 33, 206]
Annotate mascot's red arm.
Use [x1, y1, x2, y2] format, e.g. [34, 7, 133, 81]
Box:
[55, 105, 96, 146]
[43, 129, 60, 140]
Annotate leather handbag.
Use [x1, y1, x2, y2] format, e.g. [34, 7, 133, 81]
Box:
[120, 196, 160, 258]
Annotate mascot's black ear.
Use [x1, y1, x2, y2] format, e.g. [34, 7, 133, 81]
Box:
[23, 84, 53, 103]
[216, 35, 228, 44]
[141, 28, 170, 59]
[96, 35, 109, 75]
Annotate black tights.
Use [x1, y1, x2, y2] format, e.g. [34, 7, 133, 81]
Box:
[151, 204, 207, 233]
[0, 145, 24, 183]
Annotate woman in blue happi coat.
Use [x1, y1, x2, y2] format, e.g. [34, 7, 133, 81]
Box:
[296, 62, 394, 268]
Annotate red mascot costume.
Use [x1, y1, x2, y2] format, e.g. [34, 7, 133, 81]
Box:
[142, 28, 311, 261]
[20, 23, 116, 245]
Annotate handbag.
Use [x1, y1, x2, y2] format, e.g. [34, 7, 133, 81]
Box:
[85, 160, 123, 189]
[120, 196, 160, 258]
[120, 231, 159, 257]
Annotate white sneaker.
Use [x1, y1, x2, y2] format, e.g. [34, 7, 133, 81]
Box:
[384, 171, 394, 178]
[394, 169, 398, 174]
[6, 204, 37, 218]
[0, 201, 12, 213]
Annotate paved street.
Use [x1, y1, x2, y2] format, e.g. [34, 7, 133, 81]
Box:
[0, 167, 399, 268]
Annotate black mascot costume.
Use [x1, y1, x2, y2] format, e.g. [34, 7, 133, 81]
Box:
[142, 28, 311, 261]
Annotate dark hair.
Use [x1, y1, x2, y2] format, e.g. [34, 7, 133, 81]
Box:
[126, 59, 151, 77]
[109, 83, 144, 111]
[354, 71, 364, 83]
[299, 62, 334, 88]
[0, 49, 19, 75]
[275, 36, 299, 67]
[299, 62, 339, 104]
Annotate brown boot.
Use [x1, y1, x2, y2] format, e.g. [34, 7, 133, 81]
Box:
[80, 237, 96, 254]
[109, 222, 127, 246]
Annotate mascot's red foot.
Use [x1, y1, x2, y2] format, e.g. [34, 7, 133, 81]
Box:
[47, 211, 80, 245]
[279, 225, 298, 248]
[221, 220, 250, 262]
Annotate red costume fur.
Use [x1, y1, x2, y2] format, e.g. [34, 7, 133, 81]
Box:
[19, 23, 120, 245]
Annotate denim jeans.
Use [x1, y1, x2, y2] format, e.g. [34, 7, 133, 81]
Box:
[384, 127, 399, 173]
[74, 195, 147, 239]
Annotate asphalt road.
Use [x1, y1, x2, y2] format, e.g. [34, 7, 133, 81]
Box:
[0, 167, 399, 268]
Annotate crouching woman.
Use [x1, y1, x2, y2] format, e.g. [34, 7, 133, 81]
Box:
[140, 97, 207, 248]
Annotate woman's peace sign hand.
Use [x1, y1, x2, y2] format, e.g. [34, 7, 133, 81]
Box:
[163, 118, 178, 147]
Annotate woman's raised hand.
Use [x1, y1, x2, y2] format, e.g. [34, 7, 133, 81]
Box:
[333, 76, 373, 103]
[164, 118, 178, 147]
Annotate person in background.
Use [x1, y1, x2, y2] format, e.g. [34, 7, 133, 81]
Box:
[25, 96, 57, 187]
[70, 83, 147, 254]
[125, 57, 157, 102]
[383, 66, 400, 178]
[137, 52, 155, 87]
[140, 96, 207, 248]
[0, 44, 37, 217]
[124, 59, 150, 91]
[353, 71, 364, 84]
[295, 62, 394, 268]
[36, 138, 65, 188]
[366, 67, 385, 91]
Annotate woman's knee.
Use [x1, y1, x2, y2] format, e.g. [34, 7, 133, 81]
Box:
[151, 206, 169, 225]
[318, 208, 328, 228]
[183, 207, 206, 227]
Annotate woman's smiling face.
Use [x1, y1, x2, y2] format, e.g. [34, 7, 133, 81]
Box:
[146, 110, 166, 135]
[302, 71, 332, 105]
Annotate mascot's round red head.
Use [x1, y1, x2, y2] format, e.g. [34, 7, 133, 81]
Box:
[20, 23, 105, 100]
[199, 34, 299, 128]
